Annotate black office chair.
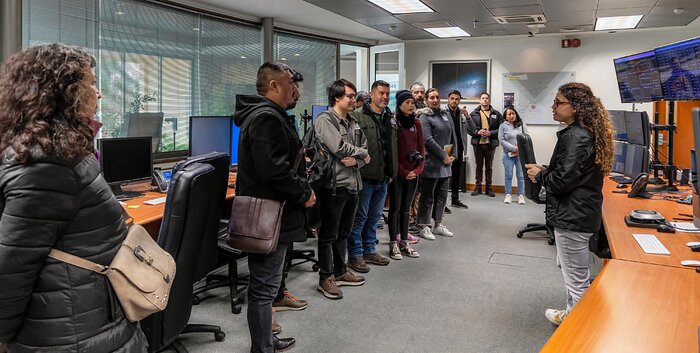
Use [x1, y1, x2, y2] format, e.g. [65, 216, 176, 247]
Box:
[180, 152, 249, 315]
[140, 162, 226, 353]
[516, 133, 555, 245]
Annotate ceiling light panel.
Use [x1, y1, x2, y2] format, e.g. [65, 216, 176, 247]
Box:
[594, 15, 643, 30]
[424, 27, 471, 38]
[367, 0, 433, 14]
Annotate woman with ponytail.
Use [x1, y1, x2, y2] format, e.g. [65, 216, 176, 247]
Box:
[525, 82, 614, 327]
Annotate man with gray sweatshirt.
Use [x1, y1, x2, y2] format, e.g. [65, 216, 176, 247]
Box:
[314, 79, 371, 300]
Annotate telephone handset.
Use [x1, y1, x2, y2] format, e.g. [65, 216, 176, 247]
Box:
[627, 172, 651, 199]
[152, 169, 170, 193]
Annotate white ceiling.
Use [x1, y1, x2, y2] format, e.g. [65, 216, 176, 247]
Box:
[182, 0, 700, 43]
[185, 0, 398, 44]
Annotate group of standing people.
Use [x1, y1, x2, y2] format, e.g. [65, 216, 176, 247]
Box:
[0, 44, 614, 353]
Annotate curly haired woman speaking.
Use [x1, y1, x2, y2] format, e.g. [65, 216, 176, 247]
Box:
[525, 82, 614, 327]
[0, 44, 147, 352]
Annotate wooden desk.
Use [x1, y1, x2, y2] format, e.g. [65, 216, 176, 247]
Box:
[602, 179, 700, 269]
[122, 174, 236, 237]
[540, 260, 700, 353]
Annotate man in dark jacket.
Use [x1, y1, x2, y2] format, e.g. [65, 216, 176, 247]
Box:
[467, 92, 503, 197]
[233, 62, 315, 353]
[446, 90, 470, 209]
[347, 80, 398, 272]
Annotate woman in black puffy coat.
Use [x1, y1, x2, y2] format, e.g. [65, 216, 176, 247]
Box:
[0, 44, 147, 353]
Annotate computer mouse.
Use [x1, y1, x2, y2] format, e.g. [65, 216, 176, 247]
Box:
[657, 224, 676, 233]
[680, 260, 700, 267]
[616, 183, 628, 189]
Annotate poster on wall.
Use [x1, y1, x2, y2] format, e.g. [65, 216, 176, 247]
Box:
[430, 60, 490, 102]
[502, 72, 575, 125]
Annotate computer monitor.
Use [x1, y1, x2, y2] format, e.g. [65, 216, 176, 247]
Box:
[655, 37, 700, 101]
[612, 141, 627, 174]
[609, 110, 627, 141]
[230, 119, 240, 165]
[624, 111, 650, 147]
[189, 116, 232, 156]
[691, 149, 697, 193]
[312, 105, 328, 121]
[691, 108, 700, 227]
[613, 50, 664, 103]
[623, 144, 649, 178]
[124, 112, 164, 153]
[98, 136, 153, 199]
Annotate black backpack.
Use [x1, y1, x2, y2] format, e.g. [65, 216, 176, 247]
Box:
[302, 113, 341, 191]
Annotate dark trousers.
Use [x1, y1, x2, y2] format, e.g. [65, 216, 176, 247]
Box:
[247, 242, 289, 353]
[388, 177, 418, 241]
[450, 152, 464, 201]
[473, 144, 496, 190]
[275, 245, 294, 301]
[418, 177, 449, 225]
[317, 187, 358, 281]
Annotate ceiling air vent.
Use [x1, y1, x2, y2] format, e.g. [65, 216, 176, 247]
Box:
[494, 14, 546, 24]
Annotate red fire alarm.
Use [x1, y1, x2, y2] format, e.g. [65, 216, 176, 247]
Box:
[571, 38, 581, 47]
[561, 39, 570, 48]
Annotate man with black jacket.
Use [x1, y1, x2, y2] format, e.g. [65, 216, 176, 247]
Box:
[467, 92, 503, 197]
[233, 62, 315, 353]
[446, 90, 469, 209]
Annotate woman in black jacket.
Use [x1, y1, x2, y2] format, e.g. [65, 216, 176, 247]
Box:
[526, 82, 614, 327]
[0, 44, 147, 352]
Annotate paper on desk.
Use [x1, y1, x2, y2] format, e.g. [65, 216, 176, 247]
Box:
[670, 222, 700, 233]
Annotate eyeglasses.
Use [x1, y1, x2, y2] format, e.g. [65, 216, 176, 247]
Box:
[553, 99, 571, 108]
[344, 94, 356, 100]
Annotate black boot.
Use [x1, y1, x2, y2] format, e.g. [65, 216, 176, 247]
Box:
[273, 335, 296, 352]
[471, 186, 482, 196]
[485, 187, 495, 197]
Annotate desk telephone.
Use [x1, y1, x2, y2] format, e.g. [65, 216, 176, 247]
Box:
[152, 169, 171, 192]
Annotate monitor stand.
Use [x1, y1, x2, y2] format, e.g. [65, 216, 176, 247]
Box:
[110, 183, 145, 201]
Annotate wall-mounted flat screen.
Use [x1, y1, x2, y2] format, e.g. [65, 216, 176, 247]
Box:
[613, 51, 663, 103]
[655, 37, 700, 101]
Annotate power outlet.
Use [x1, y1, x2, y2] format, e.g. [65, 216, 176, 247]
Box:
[658, 133, 664, 145]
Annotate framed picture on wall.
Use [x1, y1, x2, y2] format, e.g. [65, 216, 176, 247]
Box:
[429, 60, 491, 102]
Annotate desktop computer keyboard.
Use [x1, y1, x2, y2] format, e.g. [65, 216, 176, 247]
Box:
[144, 196, 167, 205]
[632, 233, 670, 255]
[610, 175, 633, 184]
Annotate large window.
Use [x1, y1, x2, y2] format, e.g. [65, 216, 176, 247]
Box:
[23, 0, 261, 157]
[274, 32, 337, 131]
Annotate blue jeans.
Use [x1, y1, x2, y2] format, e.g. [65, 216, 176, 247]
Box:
[348, 179, 388, 258]
[502, 152, 524, 195]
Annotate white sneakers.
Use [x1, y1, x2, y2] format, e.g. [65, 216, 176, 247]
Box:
[418, 226, 436, 240]
[432, 224, 454, 237]
[505, 194, 526, 204]
[545, 308, 567, 326]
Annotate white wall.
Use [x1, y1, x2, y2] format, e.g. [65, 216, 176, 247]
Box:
[405, 26, 700, 191]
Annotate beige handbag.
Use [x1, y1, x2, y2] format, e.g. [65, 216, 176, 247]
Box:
[48, 210, 176, 322]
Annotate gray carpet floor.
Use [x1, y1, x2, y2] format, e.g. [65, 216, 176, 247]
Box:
[167, 193, 602, 353]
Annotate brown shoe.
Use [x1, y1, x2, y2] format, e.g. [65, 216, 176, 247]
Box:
[363, 252, 390, 266]
[272, 307, 282, 334]
[335, 270, 365, 286]
[347, 256, 370, 273]
[317, 276, 343, 299]
[273, 290, 308, 311]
